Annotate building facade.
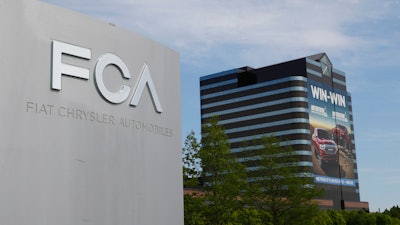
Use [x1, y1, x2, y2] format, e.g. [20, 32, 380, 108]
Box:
[199, 53, 368, 210]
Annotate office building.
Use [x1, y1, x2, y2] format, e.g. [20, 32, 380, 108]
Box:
[200, 53, 368, 210]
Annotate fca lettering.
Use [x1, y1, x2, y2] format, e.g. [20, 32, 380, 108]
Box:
[51, 40, 162, 113]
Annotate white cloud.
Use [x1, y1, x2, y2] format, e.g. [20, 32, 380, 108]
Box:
[43, 0, 391, 67]
[43, 0, 399, 69]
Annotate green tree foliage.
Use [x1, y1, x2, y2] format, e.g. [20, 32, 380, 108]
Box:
[311, 211, 333, 225]
[327, 210, 346, 225]
[230, 208, 272, 225]
[381, 206, 400, 225]
[341, 210, 376, 225]
[246, 136, 323, 225]
[389, 217, 400, 225]
[305, 209, 400, 225]
[374, 212, 393, 225]
[319, 209, 400, 225]
[182, 130, 201, 187]
[199, 116, 248, 225]
[183, 131, 207, 225]
[182, 118, 400, 225]
[384, 206, 400, 220]
[184, 194, 207, 225]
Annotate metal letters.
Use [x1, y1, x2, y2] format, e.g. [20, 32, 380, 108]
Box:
[51, 40, 163, 113]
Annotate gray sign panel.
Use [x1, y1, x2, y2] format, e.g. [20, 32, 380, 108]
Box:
[0, 0, 183, 224]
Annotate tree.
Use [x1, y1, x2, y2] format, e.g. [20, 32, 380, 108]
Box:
[326, 210, 346, 225]
[247, 136, 323, 225]
[183, 130, 202, 187]
[182, 131, 208, 225]
[184, 194, 207, 225]
[311, 211, 333, 225]
[199, 116, 248, 225]
[389, 217, 400, 225]
[384, 205, 400, 220]
[231, 208, 272, 225]
[374, 212, 392, 225]
[341, 209, 376, 225]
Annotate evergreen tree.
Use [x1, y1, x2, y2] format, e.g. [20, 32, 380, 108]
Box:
[199, 116, 248, 225]
[342, 209, 385, 225]
[183, 130, 202, 187]
[384, 205, 400, 220]
[184, 194, 207, 225]
[247, 136, 323, 225]
[327, 210, 346, 225]
[311, 211, 333, 225]
[375, 212, 392, 225]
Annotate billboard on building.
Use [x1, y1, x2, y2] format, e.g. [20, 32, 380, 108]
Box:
[0, 0, 182, 224]
[308, 79, 356, 188]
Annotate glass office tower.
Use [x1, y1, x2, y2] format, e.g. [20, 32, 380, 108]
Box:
[200, 53, 368, 210]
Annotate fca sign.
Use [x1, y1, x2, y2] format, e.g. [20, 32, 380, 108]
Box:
[51, 40, 163, 113]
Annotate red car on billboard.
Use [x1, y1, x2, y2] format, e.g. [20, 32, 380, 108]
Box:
[312, 128, 339, 166]
[332, 124, 350, 148]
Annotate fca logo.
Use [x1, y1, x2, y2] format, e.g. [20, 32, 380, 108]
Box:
[51, 40, 163, 113]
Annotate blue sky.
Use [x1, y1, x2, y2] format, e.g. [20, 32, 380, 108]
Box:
[42, 0, 400, 212]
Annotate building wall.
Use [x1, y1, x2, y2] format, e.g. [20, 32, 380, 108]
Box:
[0, 1, 183, 224]
[200, 54, 365, 210]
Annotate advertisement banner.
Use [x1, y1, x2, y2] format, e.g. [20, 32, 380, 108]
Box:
[308, 80, 356, 187]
